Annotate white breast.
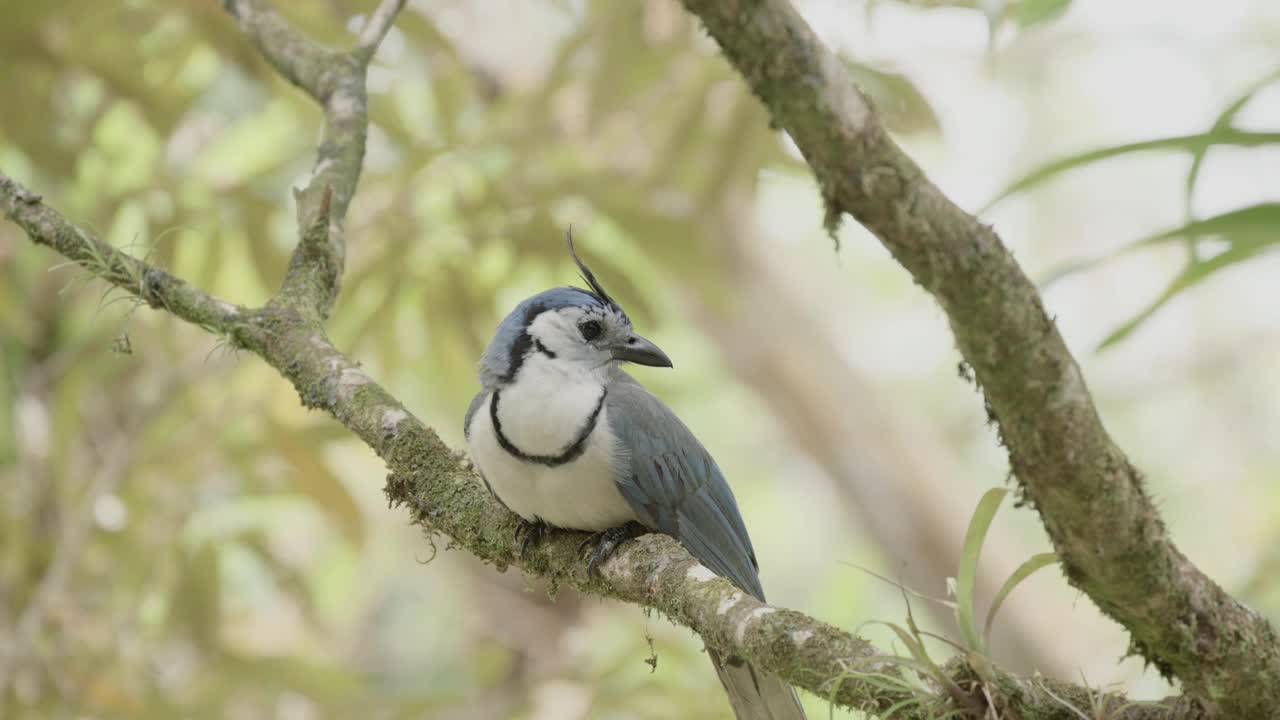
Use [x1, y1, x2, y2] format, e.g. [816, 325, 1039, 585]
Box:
[466, 361, 636, 531]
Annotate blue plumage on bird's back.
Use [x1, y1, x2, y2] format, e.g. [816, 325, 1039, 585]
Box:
[462, 233, 806, 720]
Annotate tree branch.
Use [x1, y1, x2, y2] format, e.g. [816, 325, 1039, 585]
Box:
[0, 1, 1248, 718]
[679, 0, 1280, 715]
[355, 0, 409, 61]
[220, 0, 394, 317]
[0, 176, 249, 335]
[0, 175, 1203, 720]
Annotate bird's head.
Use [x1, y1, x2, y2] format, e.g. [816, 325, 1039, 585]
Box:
[478, 234, 672, 389]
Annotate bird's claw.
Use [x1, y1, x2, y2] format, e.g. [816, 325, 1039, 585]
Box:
[515, 519, 552, 560]
[579, 522, 647, 578]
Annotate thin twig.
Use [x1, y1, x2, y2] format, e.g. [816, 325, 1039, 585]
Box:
[356, 0, 409, 61]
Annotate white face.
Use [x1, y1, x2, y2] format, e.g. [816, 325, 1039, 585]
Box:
[526, 305, 631, 374]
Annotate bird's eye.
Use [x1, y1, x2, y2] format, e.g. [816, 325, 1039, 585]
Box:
[579, 320, 603, 341]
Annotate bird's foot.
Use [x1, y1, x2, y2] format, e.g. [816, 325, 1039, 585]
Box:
[514, 518, 553, 560]
[578, 522, 647, 578]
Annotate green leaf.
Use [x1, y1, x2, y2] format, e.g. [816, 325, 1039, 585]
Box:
[842, 61, 941, 136]
[868, 621, 971, 710]
[1043, 202, 1280, 284]
[1137, 202, 1280, 249]
[982, 552, 1057, 652]
[955, 488, 1007, 650]
[985, 129, 1280, 211]
[1185, 70, 1280, 216]
[1099, 248, 1276, 349]
[1094, 204, 1280, 349]
[1017, 0, 1072, 28]
[1038, 204, 1280, 347]
[880, 621, 944, 683]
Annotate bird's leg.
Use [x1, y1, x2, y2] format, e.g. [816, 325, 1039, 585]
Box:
[514, 518, 553, 560]
[578, 522, 648, 578]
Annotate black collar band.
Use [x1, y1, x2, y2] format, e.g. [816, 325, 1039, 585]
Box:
[490, 388, 606, 467]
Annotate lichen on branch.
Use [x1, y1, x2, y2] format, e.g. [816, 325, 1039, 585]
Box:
[1, 0, 1261, 717]
[680, 0, 1280, 715]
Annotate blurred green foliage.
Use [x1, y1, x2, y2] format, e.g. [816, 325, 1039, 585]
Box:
[0, 2, 948, 717]
[989, 70, 1280, 349]
[8, 0, 1274, 718]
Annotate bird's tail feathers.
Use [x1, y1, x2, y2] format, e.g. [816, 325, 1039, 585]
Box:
[709, 648, 807, 720]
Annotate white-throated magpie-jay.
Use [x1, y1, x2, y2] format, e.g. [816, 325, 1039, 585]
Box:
[465, 235, 806, 720]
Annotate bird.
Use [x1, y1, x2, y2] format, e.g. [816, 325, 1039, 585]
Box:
[464, 234, 808, 720]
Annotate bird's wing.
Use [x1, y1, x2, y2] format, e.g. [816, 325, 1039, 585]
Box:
[463, 391, 488, 440]
[605, 372, 764, 600]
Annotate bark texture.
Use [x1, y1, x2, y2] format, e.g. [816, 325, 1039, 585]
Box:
[679, 0, 1280, 716]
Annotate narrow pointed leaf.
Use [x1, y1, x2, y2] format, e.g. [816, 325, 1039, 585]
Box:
[1041, 203, 1280, 288]
[982, 552, 1057, 652]
[956, 488, 1007, 650]
[1095, 203, 1280, 348]
[1017, 0, 1072, 28]
[985, 130, 1280, 211]
[1099, 241, 1278, 350]
[842, 60, 941, 135]
[1186, 70, 1280, 213]
[881, 622, 948, 687]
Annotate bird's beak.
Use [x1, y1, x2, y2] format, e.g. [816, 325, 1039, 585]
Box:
[611, 334, 673, 368]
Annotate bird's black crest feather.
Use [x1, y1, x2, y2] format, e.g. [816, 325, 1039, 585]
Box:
[566, 228, 621, 312]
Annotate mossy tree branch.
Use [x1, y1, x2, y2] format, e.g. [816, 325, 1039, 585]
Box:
[679, 0, 1280, 716]
[0, 1, 1251, 718]
[220, 0, 405, 318]
[5, 170, 1208, 720]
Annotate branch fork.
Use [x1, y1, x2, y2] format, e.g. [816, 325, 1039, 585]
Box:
[3, 0, 1271, 717]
